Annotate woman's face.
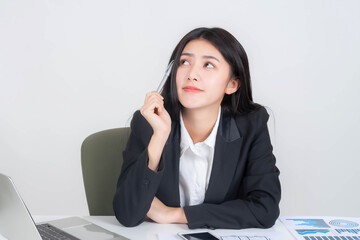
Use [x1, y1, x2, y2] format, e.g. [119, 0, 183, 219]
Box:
[176, 39, 239, 112]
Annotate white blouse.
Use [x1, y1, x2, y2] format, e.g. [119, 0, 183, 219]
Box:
[179, 107, 221, 207]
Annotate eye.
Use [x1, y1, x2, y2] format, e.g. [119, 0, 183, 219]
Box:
[205, 62, 214, 68]
[180, 59, 190, 66]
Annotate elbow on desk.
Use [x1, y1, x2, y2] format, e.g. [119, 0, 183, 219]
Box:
[251, 175, 281, 229]
[114, 214, 143, 228]
[259, 214, 278, 229]
[113, 197, 144, 227]
[255, 204, 280, 229]
[113, 206, 144, 227]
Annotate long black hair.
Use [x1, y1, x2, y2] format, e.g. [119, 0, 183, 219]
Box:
[161, 27, 260, 121]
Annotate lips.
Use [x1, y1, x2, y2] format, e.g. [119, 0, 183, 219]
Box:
[183, 86, 202, 93]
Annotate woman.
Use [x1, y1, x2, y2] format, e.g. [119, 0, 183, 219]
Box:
[113, 27, 281, 229]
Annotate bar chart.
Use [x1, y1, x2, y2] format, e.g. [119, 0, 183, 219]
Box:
[335, 229, 360, 234]
[303, 237, 360, 240]
[280, 217, 360, 240]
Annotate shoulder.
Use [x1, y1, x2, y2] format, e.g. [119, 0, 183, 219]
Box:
[232, 106, 270, 136]
[233, 105, 268, 122]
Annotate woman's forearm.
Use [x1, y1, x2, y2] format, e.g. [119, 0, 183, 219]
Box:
[147, 131, 169, 171]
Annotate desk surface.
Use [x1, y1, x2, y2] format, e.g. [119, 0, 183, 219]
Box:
[34, 216, 295, 240]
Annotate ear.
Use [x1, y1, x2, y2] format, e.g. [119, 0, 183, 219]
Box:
[225, 78, 240, 95]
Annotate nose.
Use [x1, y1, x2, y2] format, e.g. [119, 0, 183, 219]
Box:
[187, 65, 198, 81]
[187, 76, 198, 81]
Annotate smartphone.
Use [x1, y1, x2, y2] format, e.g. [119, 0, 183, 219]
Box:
[178, 231, 219, 240]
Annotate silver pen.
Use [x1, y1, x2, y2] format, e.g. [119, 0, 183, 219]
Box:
[156, 60, 174, 93]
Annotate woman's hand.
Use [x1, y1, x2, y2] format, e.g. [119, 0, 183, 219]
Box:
[140, 91, 171, 136]
[146, 197, 187, 224]
[140, 92, 171, 171]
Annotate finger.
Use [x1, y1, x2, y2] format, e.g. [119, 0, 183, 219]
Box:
[145, 91, 163, 100]
[144, 97, 163, 111]
[150, 91, 164, 99]
[144, 92, 155, 104]
[143, 102, 164, 117]
[147, 98, 164, 111]
[144, 93, 163, 105]
[142, 92, 165, 117]
[147, 94, 164, 105]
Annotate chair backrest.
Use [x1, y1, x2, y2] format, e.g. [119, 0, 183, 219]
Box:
[81, 127, 131, 215]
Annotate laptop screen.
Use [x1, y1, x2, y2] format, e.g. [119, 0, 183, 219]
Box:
[0, 173, 43, 240]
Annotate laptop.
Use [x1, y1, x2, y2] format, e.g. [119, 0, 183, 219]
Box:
[0, 173, 129, 240]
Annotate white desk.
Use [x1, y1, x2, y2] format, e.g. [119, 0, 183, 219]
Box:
[34, 216, 295, 240]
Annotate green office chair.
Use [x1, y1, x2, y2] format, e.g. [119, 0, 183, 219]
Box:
[81, 127, 131, 215]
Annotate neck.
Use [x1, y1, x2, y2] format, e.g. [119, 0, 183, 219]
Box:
[182, 106, 220, 144]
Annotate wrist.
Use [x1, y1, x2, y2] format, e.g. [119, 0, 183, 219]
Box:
[169, 207, 187, 224]
[153, 128, 171, 140]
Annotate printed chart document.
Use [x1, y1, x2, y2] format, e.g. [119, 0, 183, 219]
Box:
[158, 231, 288, 240]
[216, 232, 288, 239]
[280, 216, 360, 240]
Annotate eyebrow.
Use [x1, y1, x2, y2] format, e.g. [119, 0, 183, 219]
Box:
[181, 52, 220, 62]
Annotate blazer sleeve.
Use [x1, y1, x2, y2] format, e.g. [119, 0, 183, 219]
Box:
[113, 110, 165, 227]
[184, 107, 281, 229]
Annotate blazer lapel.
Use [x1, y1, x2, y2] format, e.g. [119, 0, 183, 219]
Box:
[205, 113, 243, 203]
[158, 121, 181, 207]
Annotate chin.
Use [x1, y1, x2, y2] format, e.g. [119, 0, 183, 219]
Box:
[179, 100, 202, 110]
[181, 103, 201, 109]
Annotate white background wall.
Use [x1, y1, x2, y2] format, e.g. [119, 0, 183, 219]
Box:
[1, 0, 359, 217]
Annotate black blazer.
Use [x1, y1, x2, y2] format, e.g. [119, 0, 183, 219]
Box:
[113, 107, 281, 229]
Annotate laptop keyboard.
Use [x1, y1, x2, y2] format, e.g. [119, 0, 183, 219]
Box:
[37, 223, 80, 240]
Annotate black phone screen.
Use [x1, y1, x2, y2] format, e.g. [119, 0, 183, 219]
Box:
[180, 232, 218, 240]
